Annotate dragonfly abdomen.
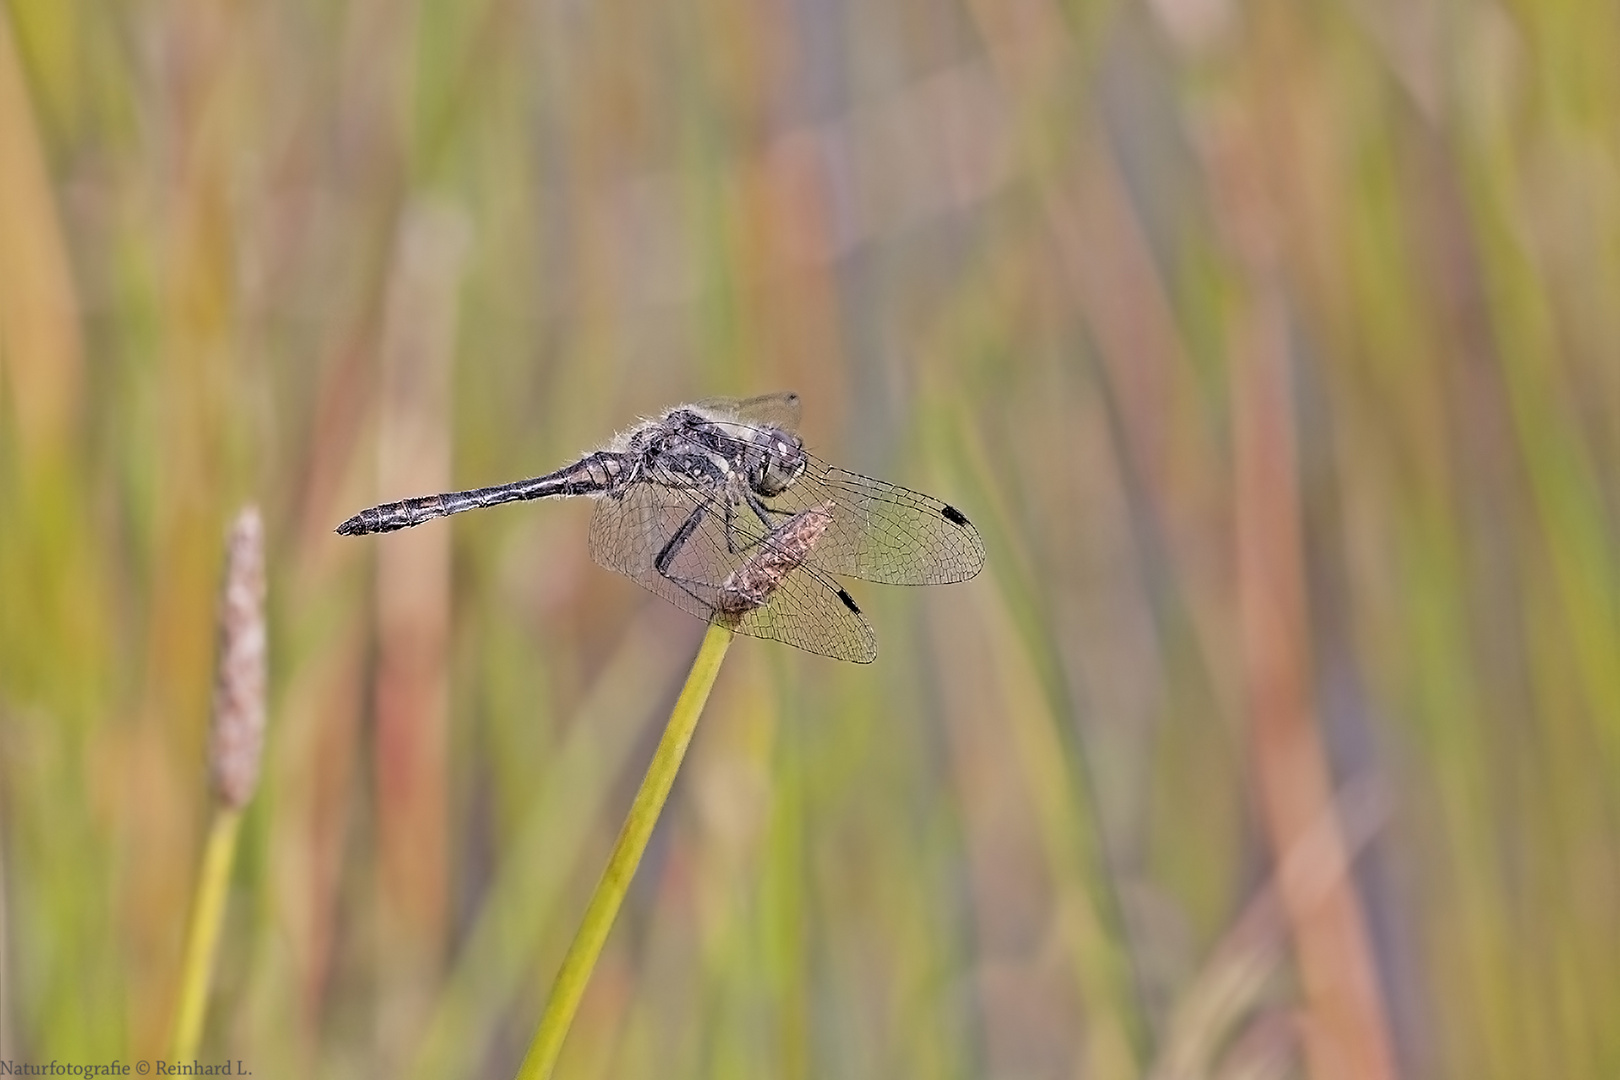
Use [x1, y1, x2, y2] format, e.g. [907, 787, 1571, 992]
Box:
[335, 453, 625, 536]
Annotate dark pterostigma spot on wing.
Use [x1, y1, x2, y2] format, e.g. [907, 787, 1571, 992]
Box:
[836, 588, 862, 614]
[940, 504, 970, 527]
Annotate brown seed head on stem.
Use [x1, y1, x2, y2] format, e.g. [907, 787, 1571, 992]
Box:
[716, 503, 834, 616]
[209, 506, 267, 809]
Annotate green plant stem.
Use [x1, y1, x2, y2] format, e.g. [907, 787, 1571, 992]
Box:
[516, 621, 735, 1080]
[170, 805, 243, 1059]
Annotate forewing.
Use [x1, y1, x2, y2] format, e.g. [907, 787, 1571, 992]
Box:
[689, 391, 804, 431]
[755, 460, 987, 585]
[587, 479, 878, 661]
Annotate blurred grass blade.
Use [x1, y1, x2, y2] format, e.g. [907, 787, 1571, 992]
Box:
[936, 414, 1145, 1075]
[409, 619, 691, 1080]
[171, 508, 267, 1058]
[0, 6, 83, 461]
[170, 808, 244, 1059]
[1226, 260, 1396, 1080]
[1150, 776, 1390, 1080]
[515, 621, 735, 1080]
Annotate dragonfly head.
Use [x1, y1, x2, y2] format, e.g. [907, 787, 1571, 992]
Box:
[750, 428, 808, 496]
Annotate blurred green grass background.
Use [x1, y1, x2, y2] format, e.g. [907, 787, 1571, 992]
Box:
[1, 0, 1617, 1077]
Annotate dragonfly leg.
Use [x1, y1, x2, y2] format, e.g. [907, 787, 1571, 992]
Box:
[723, 498, 740, 555]
[745, 490, 798, 530]
[717, 491, 787, 557]
[654, 501, 736, 612]
[654, 503, 706, 577]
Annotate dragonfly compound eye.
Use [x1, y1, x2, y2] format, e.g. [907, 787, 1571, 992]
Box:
[754, 436, 808, 496]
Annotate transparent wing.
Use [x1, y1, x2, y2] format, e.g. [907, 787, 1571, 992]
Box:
[724, 561, 877, 663]
[749, 457, 987, 585]
[688, 391, 804, 431]
[661, 413, 984, 585]
[586, 480, 703, 601]
[587, 479, 877, 662]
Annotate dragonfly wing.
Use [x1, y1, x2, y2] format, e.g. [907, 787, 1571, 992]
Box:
[588, 479, 877, 661]
[688, 391, 804, 432]
[722, 564, 878, 663]
[588, 482, 730, 626]
[754, 460, 987, 585]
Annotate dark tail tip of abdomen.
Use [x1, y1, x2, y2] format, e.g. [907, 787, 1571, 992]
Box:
[336, 508, 394, 535]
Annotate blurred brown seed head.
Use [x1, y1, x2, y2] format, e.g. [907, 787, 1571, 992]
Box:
[209, 506, 267, 809]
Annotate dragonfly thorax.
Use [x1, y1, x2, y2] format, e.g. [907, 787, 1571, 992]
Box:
[653, 409, 808, 498]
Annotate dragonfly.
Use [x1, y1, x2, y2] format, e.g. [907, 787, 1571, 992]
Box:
[336, 393, 985, 662]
